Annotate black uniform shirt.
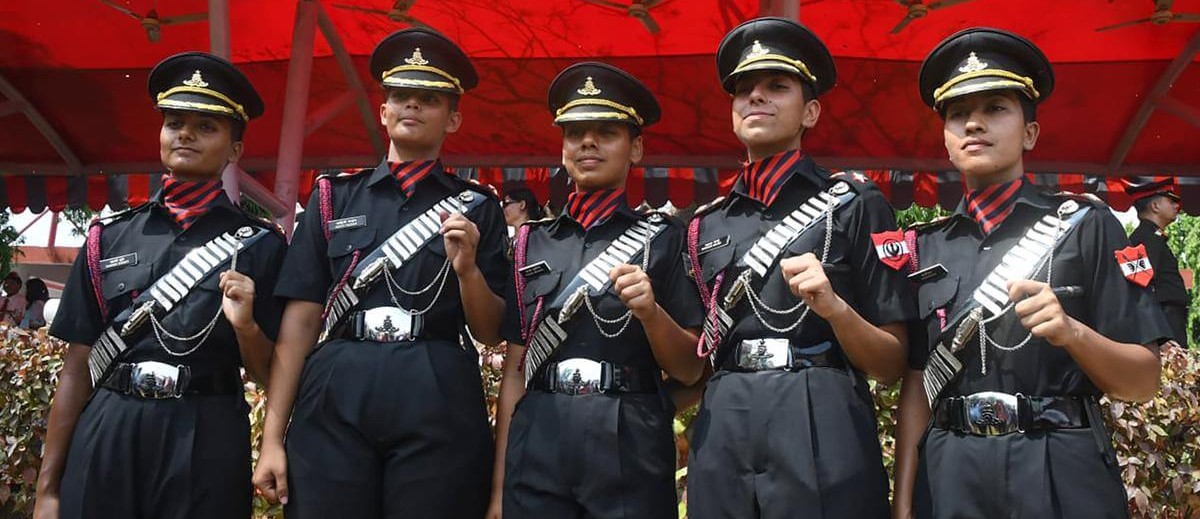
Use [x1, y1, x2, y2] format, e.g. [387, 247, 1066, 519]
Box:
[500, 202, 703, 370]
[909, 182, 1171, 397]
[693, 155, 917, 368]
[1130, 219, 1189, 306]
[275, 159, 509, 342]
[50, 191, 287, 376]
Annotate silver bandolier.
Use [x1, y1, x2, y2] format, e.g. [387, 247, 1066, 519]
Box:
[89, 226, 270, 386]
[523, 217, 667, 383]
[921, 199, 1092, 408]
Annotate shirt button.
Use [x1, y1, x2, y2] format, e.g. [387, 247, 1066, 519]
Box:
[402, 206, 409, 212]
[346, 244, 354, 252]
[117, 282, 126, 291]
[584, 242, 592, 249]
[763, 211, 773, 219]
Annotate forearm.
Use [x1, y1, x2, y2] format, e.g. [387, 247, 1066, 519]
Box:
[665, 364, 711, 412]
[234, 322, 273, 385]
[491, 342, 527, 496]
[37, 344, 93, 497]
[261, 301, 322, 446]
[825, 302, 907, 384]
[640, 305, 704, 385]
[893, 369, 931, 518]
[1063, 319, 1161, 402]
[458, 266, 504, 346]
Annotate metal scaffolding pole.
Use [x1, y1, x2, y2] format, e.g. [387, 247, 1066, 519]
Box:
[272, 0, 319, 237]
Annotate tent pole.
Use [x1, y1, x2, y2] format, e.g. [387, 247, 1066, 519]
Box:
[0, 72, 83, 175]
[272, 0, 319, 238]
[1106, 31, 1200, 174]
[209, 0, 239, 202]
[48, 211, 59, 248]
[316, 3, 386, 157]
[1156, 95, 1200, 130]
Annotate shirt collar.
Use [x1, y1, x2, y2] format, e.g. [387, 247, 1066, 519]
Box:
[150, 177, 239, 215]
[367, 157, 457, 192]
[728, 151, 825, 209]
[550, 191, 639, 234]
[947, 177, 1054, 235]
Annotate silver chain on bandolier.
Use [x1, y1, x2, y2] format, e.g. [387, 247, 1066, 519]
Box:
[579, 227, 653, 338]
[975, 203, 1069, 374]
[382, 257, 452, 317]
[150, 228, 250, 357]
[741, 201, 836, 333]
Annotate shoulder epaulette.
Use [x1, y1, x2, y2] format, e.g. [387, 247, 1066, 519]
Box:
[1052, 190, 1107, 208]
[245, 213, 286, 236]
[694, 196, 726, 217]
[96, 202, 149, 225]
[828, 171, 873, 193]
[523, 215, 556, 227]
[317, 167, 371, 181]
[909, 215, 952, 233]
[463, 178, 500, 200]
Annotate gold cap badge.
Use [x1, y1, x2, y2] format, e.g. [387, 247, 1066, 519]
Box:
[577, 76, 602, 96]
[182, 70, 208, 88]
[405, 47, 429, 66]
[958, 52, 989, 74]
[747, 40, 770, 58]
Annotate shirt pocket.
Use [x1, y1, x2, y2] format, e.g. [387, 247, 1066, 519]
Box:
[521, 269, 562, 321]
[326, 227, 378, 260]
[699, 241, 736, 284]
[918, 274, 960, 329]
[101, 262, 153, 303]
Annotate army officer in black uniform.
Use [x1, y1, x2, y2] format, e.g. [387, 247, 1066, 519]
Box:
[253, 28, 507, 518]
[1128, 178, 1189, 348]
[685, 18, 916, 519]
[892, 28, 1171, 519]
[489, 62, 704, 519]
[35, 52, 286, 519]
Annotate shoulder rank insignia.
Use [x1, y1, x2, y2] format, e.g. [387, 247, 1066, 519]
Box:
[1115, 244, 1154, 287]
[694, 196, 726, 217]
[831, 171, 869, 183]
[909, 215, 951, 233]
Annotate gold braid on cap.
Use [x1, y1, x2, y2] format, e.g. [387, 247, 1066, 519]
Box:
[731, 54, 817, 84]
[933, 69, 1039, 105]
[156, 86, 248, 121]
[554, 98, 643, 126]
[380, 64, 463, 93]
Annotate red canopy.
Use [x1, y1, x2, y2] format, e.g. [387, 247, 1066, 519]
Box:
[1, 0, 1198, 209]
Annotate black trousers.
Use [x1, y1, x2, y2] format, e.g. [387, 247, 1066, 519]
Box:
[284, 339, 493, 519]
[687, 369, 890, 519]
[503, 390, 677, 519]
[1162, 303, 1189, 349]
[915, 425, 1128, 519]
[59, 390, 252, 519]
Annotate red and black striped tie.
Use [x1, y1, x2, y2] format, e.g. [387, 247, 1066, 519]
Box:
[392, 160, 439, 198]
[740, 149, 803, 207]
[965, 178, 1023, 234]
[161, 176, 224, 230]
[565, 188, 625, 230]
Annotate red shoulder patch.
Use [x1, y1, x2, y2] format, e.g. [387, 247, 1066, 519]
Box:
[1115, 244, 1154, 287]
[871, 230, 910, 271]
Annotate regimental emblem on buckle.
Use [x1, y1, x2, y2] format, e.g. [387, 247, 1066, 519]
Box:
[130, 361, 183, 399]
[964, 392, 1020, 435]
[577, 76, 602, 96]
[183, 70, 208, 88]
[737, 338, 790, 370]
[556, 358, 603, 395]
[959, 52, 989, 73]
[405, 47, 430, 66]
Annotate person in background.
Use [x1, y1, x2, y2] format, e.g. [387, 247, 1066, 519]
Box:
[1128, 178, 1189, 349]
[0, 272, 27, 325]
[22, 277, 49, 329]
[503, 187, 545, 230]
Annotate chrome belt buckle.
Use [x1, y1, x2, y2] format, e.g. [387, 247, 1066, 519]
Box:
[554, 358, 603, 395]
[129, 361, 183, 399]
[737, 338, 791, 370]
[964, 391, 1020, 435]
[362, 306, 419, 342]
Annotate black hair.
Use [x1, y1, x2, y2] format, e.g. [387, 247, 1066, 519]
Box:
[25, 278, 48, 304]
[1134, 194, 1162, 215]
[506, 188, 544, 221]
